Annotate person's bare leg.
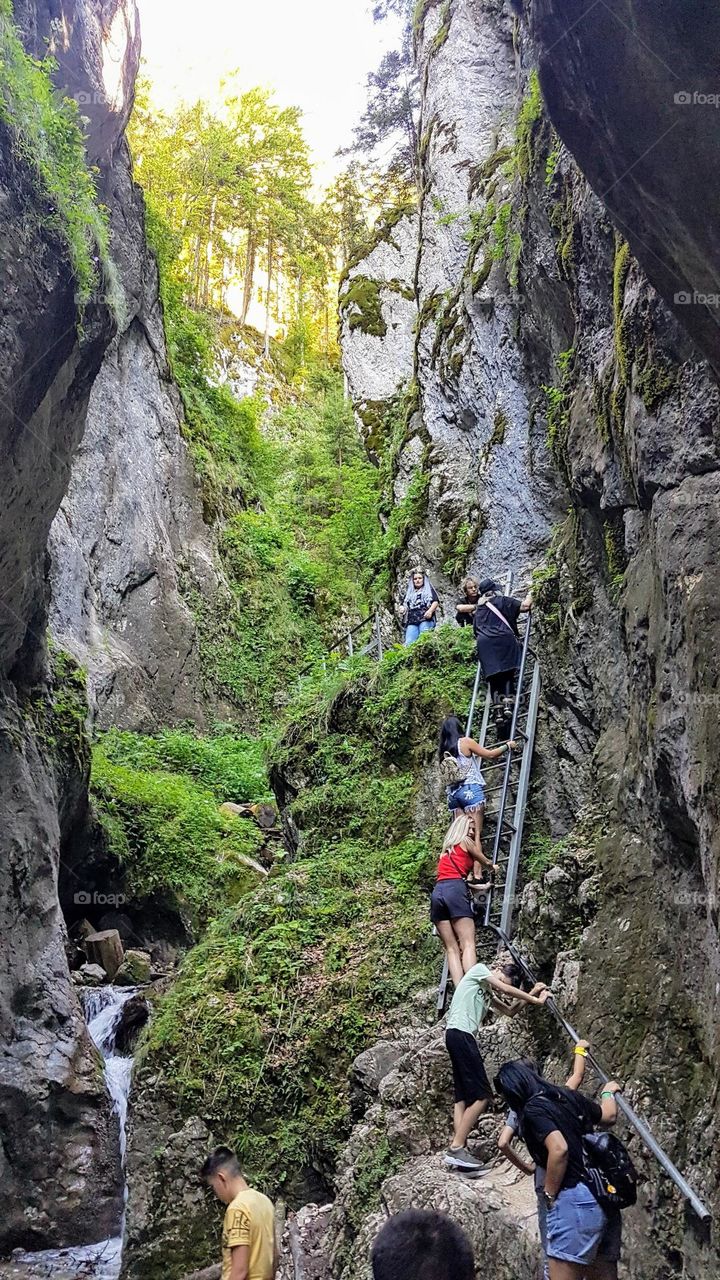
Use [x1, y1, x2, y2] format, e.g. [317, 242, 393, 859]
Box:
[451, 1101, 466, 1147]
[437, 920, 463, 987]
[454, 916, 477, 973]
[548, 1262, 586, 1280]
[452, 1097, 488, 1148]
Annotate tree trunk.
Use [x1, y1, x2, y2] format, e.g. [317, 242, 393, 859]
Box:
[240, 227, 257, 324]
[263, 235, 274, 357]
[201, 194, 218, 307]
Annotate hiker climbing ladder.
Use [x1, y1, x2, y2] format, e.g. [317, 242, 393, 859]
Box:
[437, 590, 541, 1013]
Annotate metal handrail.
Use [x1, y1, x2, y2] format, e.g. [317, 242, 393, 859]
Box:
[295, 611, 381, 680]
[488, 925, 712, 1222]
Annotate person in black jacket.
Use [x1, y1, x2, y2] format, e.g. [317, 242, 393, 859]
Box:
[473, 578, 531, 725]
[495, 1061, 622, 1280]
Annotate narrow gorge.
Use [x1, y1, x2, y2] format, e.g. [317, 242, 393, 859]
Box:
[0, 2, 719, 1279]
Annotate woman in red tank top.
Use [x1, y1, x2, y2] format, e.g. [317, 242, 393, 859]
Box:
[430, 815, 494, 987]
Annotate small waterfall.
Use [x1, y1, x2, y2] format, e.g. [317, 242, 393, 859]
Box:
[8, 987, 138, 1279]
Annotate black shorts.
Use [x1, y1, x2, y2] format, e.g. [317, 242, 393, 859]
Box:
[445, 1028, 493, 1104]
[430, 878, 474, 923]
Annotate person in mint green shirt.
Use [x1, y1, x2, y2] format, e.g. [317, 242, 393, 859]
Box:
[445, 958, 549, 1171]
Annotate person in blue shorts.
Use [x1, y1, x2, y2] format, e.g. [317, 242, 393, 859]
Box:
[495, 1060, 622, 1279]
[498, 1042, 623, 1280]
[438, 714, 517, 826]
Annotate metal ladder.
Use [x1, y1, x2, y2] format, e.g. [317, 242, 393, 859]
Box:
[436, 588, 541, 1012]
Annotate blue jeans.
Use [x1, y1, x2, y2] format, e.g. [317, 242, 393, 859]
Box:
[545, 1182, 608, 1266]
[404, 619, 436, 646]
[447, 782, 485, 812]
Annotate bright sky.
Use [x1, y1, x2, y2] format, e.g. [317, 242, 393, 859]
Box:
[136, 0, 401, 185]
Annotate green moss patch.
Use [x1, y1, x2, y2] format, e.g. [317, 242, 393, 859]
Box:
[340, 275, 388, 338]
[91, 729, 268, 928]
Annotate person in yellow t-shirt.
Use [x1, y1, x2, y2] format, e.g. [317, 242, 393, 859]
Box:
[201, 1147, 277, 1280]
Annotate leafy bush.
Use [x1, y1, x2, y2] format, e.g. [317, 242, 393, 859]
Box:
[91, 732, 268, 924]
[97, 728, 270, 802]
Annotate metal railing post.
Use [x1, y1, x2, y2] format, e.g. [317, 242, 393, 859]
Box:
[465, 663, 483, 738]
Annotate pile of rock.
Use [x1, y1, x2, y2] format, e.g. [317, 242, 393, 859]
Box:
[69, 920, 152, 987]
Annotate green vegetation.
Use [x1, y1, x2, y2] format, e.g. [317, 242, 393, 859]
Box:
[138, 626, 476, 1206]
[526, 832, 568, 880]
[635, 356, 678, 414]
[533, 513, 594, 642]
[516, 71, 544, 180]
[542, 347, 576, 467]
[131, 84, 390, 725]
[92, 729, 267, 926]
[613, 236, 632, 386]
[0, 0, 120, 314]
[413, 0, 441, 39]
[340, 275, 387, 337]
[430, 0, 452, 53]
[441, 518, 479, 579]
[187, 371, 383, 723]
[602, 516, 627, 602]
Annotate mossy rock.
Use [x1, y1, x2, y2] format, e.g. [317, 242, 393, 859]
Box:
[340, 276, 387, 338]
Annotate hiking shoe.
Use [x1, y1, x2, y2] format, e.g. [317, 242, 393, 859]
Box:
[444, 1146, 484, 1170]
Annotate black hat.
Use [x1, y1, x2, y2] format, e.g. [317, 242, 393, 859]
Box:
[478, 578, 500, 594]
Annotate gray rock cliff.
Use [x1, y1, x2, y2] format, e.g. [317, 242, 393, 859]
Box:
[49, 160, 217, 731]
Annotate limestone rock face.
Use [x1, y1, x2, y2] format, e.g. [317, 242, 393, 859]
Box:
[49, 126, 217, 731]
[123, 1108, 219, 1280]
[0, 0, 172, 1253]
[531, 0, 720, 378]
[339, 212, 418, 440]
[0, 691, 124, 1252]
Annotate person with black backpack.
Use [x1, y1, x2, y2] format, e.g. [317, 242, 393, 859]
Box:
[498, 1043, 623, 1280]
[494, 1060, 626, 1279]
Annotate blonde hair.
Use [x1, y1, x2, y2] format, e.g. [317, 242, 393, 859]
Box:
[442, 813, 474, 854]
[462, 576, 478, 595]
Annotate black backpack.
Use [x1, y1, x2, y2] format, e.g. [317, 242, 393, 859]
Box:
[582, 1130, 639, 1210]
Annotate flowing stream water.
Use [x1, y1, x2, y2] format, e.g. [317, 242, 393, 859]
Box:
[5, 987, 137, 1280]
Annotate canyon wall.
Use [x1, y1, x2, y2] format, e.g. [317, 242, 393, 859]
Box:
[0, 0, 204, 1251]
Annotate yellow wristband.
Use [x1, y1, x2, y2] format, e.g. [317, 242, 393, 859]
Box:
[574, 1046, 587, 1057]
